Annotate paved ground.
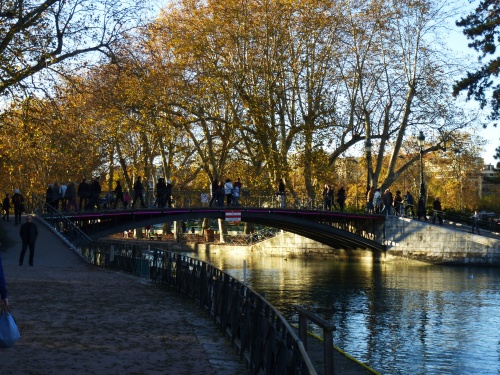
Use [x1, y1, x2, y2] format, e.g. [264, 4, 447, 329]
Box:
[0, 215, 249, 375]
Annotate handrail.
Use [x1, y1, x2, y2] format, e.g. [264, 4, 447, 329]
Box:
[32, 194, 93, 257]
[34, 188, 361, 212]
[297, 307, 336, 375]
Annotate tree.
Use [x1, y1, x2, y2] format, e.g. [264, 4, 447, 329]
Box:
[0, 0, 147, 100]
[453, 0, 500, 161]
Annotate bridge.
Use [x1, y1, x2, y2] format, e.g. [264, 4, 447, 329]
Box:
[37, 205, 387, 252]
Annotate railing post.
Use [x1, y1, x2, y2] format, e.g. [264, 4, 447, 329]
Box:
[297, 307, 336, 375]
[299, 313, 308, 350]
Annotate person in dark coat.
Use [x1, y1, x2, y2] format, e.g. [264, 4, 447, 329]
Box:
[209, 179, 218, 207]
[77, 178, 90, 211]
[19, 216, 39, 266]
[12, 189, 24, 225]
[337, 186, 346, 211]
[88, 176, 102, 209]
[132, 176, 146, 208]
[155, 178, 167, 208]
[2, 193, 10, 222]
[432, 197, 443, 224]
[113, 180, 125, 209]
[416, 196, 427, 221]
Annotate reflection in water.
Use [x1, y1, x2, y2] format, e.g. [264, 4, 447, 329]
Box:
[185, 249, 500, 375]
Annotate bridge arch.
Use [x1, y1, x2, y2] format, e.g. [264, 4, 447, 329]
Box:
[66, 208, 385, 251]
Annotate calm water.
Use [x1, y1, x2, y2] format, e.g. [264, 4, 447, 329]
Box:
[183, 249, 500, 375]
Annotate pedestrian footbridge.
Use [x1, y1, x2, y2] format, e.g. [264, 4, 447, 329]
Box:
[38, 206, 387, 252]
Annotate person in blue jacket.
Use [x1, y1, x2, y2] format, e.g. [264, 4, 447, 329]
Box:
[0, 245, 8, 313]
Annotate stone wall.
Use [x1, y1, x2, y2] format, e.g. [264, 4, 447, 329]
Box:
[384, 216, 500, 265]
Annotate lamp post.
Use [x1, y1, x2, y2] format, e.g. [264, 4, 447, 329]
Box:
[365, 139, 373, 213]
[365, 139, 373, 189]
[417, 131, 426, 203]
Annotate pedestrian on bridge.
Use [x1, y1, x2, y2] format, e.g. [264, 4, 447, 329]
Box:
[113, 180, 126, 209]
[132, 176, 146, 208]
[19, 216, 38, 267]
[277, 179, 286, 208]
[404, 191, 415, 218]
[232, 178, 241, 206]
[323, 184, 334, 210]
[337, 186, 346, 211]
[209, 179, 218, 207]
[77, 178, 90, 211]
[381, 188, 393, 215]
[224, 179, 233, 206]
[432, 197, 443, 225]
[65, 182, 79, 212]
[471, 211, 480, 234]
[416, 196, 427, 221]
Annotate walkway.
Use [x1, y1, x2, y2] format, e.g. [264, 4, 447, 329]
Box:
[0, 215, 248, 375]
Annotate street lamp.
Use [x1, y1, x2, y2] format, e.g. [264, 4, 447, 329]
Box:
[417, 131, 426, 203]
[365, 139, 373, 190]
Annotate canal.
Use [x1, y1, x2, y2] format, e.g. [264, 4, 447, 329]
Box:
[182, 248, 500, 375]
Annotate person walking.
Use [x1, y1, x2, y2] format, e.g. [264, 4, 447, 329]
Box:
[132, 176, 146, 208]
[65, 182, 78, 212]
[12, 189, 24, 225]
[52, 181, 61, 210]
[381, 188, 393, 215]
[0, 245, 8, 312]
[224, 179, 233, 206]
[432, 197, 443, 224]
[393, 191, 403, 216]
[471, 210, 480, 234]
[19, 216, 39, 267]
[77, 178, 90, 211]
[416, 196, 427, 221]
[113, 180, 126, 209]
[404, 190, 415, 218]
[60, 182, 68, 210]
[232, 178, 242, 206]
[277, 179, 286, 208]
[2, 193, 10, 222]
[88, 176, 102, 210]
[337, 186, 346, 211]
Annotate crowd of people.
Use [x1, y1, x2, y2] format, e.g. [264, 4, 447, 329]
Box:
[209, 177, 243, 207]
[365, 185, 446, 223]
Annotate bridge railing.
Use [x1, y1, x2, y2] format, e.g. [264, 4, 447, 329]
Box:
[83, 240, 317, 375]
[36, 188, 355, 212]
[32, 195, 93, 255]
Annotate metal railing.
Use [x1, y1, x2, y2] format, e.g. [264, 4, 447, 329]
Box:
[32, 195, 93, 256]
[85, 240, 317, 374]
[34, 188, 361, 212]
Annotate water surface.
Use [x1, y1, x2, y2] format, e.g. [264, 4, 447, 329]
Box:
[184, 249, 500, 375]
